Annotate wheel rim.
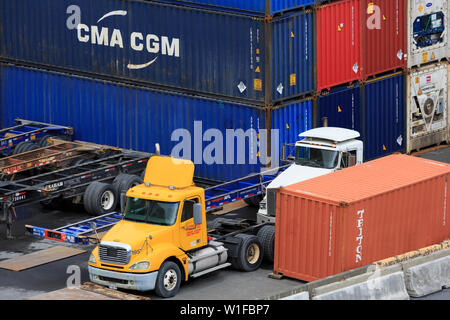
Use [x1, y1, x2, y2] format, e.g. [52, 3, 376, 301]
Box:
[246, 243, 260, 264]
[163, 269, 178, 291]
[101, 190, 115, 210]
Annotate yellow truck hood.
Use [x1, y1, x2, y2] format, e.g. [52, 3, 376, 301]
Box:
[101, 220, 173, 253]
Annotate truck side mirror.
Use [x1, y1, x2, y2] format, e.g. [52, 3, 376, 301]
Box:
[193, 203, 202, 225]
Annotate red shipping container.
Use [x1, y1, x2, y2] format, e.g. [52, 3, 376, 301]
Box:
[274, 154, 450, 282]
[316, 0, 406, 92]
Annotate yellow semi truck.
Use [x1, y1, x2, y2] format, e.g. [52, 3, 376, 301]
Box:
[88, 155, 265, 298]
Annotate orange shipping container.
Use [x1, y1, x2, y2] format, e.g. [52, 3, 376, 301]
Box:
[274, 154, 450, 282]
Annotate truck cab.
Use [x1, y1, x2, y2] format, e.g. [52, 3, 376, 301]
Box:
[88, 156, 264, 298]
[257, 127, 363, 224]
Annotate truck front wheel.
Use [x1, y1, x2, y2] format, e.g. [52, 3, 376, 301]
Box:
[155, 261, 181, 298]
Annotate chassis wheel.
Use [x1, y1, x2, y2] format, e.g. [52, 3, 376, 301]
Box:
[154, 261, 182, 298]
[257, 225, 275, 263]
[230, 234, 264, 272]
[13, 141, 29, 155]
[113, 174, 143, 197]
[83, 182, 117, 216]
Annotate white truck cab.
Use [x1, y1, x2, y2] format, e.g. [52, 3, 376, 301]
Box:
[257, 127, 363, 224]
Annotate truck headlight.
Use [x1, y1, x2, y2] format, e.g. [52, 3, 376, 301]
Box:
[129, 261, 150, 271]
[88, 254, 96, 265]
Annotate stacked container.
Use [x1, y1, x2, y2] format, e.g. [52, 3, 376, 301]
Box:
[406, 62, 448, 153]
[0, 0, 321, 181]
[317, 72, 406, 161]
[405, 0, 449, 153]
[407, 0, 448, 68]
[315, 0, 407, 92]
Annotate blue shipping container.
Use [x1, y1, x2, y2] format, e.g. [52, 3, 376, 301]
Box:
[152, 0, 320, 15]
[271, 11, 315, 103]
[0, 0, 265, 103]
[0, 63, 266, 181]
[362, 72, 406, 161]
[0, 0, 315, 104]
[271, 99, 313, 161]
[314, 73, 405, 162]
[316, 84, 361, 132]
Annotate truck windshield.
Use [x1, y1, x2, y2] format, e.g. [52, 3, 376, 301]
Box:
[123, 198, 179, 226]
[295, 146, 339, 169]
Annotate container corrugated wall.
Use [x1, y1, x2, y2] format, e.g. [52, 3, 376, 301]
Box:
[153, 0, 320, 15]
[275, 154, 450, 282]
[316, 84, 361, 131]
[362, 72, 405, 161]
[361, 0, 407, 79]
[0, 63, 266, 181]
[316, 0, 407, 92]
[271, 99, 313, 161]
[271, 10, 315, 103]
[0, 0, 266, 103]
[316, 0, 361, 92]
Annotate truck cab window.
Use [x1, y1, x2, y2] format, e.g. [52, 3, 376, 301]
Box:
[181, 198, 199, 222]
[341, 150, 357, 168]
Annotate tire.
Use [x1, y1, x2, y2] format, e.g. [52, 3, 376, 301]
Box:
[38, 135, 53, 147]
[83, 182, 97, 215]
[22, 142, 39, 153]
[83, 182, 117, 216]
[233, 234, 264, 272]
[13, 141, 29, 155]
[154, 261, 182, 298]
[257, 225, 275, 263]
[113, 174, 143, 197]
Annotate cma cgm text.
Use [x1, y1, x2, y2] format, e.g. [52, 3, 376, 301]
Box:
[76, 24, 180, 57]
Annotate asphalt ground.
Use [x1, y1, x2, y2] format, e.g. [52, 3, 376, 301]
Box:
[0, 202, 303, 300]
[0, 147, 449, 300]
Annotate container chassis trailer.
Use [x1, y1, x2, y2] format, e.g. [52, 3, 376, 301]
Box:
[25, 164, 289, 246]
[0, 119, 73, 157]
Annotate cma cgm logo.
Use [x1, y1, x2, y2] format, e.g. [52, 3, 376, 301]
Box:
[66, 5, 180, 69]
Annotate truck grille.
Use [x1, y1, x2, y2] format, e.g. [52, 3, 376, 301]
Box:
[99, 244, 130, 265]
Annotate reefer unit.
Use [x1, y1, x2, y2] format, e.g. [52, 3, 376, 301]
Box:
[0, 64, 266, 182]
[0, 0, 315, 104]
[407, 0, 448, 68]
[316, 0, 407, 92]
[406, 62, 448, 153]
[270, 99, 313, 162]
[151, 0, 320, 16]
[274, 154, 450, 282]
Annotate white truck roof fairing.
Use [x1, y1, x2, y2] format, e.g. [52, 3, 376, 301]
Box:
[299, 127, 360, 143]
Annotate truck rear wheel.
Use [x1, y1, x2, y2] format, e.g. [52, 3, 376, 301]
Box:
[257, 225, 275, 262]
[83, 182, 117, 216]
[155, 261, 181, 298]
[231, 234, 263, 272]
